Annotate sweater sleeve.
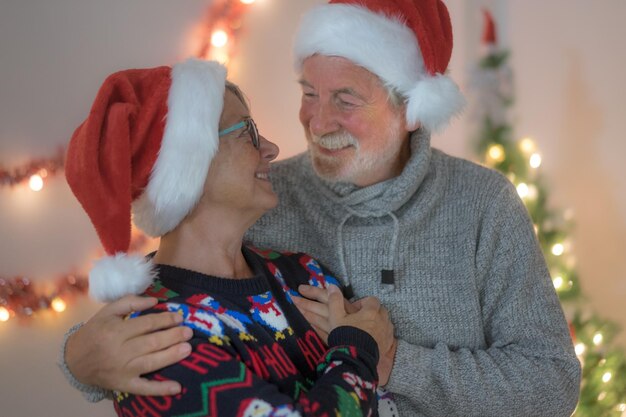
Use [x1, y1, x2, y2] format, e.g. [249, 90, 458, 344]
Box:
[385, 182, 581, 417]
[57, 322, 112, 403]
[114, 325, 379, 417]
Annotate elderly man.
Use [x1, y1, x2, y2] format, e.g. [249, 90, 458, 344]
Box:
[60, 1, 581, 416]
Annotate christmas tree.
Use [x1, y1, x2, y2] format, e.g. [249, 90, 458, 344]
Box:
[470, 10, 626, 416]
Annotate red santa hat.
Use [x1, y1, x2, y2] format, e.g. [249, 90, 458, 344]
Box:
[293, 0, 465, 133]
[482, 8, 497, 46]
[65, 58, 227, 302]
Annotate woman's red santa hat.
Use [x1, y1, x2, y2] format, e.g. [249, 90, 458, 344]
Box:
[293, 0, 465, 133]
[65, 58, 227, 302]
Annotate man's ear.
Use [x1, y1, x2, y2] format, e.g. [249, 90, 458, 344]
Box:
[406, 119, 421, 132]
[400, 103, 420, 132]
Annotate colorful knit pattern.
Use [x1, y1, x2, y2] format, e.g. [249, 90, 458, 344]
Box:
[114, 247, 379, 417]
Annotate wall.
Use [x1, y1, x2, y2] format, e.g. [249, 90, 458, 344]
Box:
[1, 1, 624, 416]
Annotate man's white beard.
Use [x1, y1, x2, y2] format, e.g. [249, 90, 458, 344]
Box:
[308, 131, 395, 185]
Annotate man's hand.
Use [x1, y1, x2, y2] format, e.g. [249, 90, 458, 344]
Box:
[377, 337, 397, 386]
[294, 284, 397, 384]
[65, 295, 193, 396]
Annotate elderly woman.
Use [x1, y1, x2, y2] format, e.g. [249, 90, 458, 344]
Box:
[64, 58, 391, 416]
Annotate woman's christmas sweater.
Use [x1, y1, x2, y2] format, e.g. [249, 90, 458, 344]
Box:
[113, 246, 380, 417]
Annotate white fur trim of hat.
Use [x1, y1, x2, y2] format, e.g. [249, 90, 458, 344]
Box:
[293, 3, 465, 133]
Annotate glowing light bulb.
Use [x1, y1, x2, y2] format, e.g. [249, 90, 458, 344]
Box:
[602, 371, 612, 383]
[529, 153, 542, 169]
[551, 243, 564, 256]
[240, 0, 255, 3]
[211, 30, 228, 48]
[552, 276, 564, 290]
[616, 403, 626, 412]
[51, 297, 67, 313]
[574, 343, 586, 356]
[29, 174, 44, 191]
[487, 144, 505, 163]
[0, 307, 10, 322]
[598, 391, 607, 401]
[519, 137, 536, 154]
[593, 332, 603, 346]
[516, 183, 529, 198]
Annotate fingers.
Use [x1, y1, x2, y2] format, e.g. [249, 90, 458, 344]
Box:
[297, 306, 332, 335]
[292, 295, 330, 318]
[358, 296, 381, 311]
[298, 284, 329, 303]
[293, 291, 334, 341]
[126, 341, 192, 377]
[327, 285, 347, 322]
[377, 338, 398, 386]
[344, 298, 359, 314]
[125, 376, 183, 397]
[99, 295, 158, 317]
[119, 311, 184, 339]
[125, 325, 193, 358]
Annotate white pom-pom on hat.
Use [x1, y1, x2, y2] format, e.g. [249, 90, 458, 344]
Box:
[406, 74, 466, 133]
[89, 254, 157, 303]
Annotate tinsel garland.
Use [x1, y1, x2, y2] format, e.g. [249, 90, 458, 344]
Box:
[0, 232, 153, 322]
[0, 148, 65, 189]
[0, 274, 88, 322]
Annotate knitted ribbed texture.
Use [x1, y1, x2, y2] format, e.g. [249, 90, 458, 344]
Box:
[58, 322, 110, 402]
[247, 130, 581, 416]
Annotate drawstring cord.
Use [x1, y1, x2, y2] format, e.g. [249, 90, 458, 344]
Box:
[335, 209, 399, 300]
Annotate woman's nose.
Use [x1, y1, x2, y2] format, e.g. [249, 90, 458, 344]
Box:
[259, 135, 279, 162]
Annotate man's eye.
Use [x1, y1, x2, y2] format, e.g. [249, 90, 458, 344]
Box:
[336, 94, 359, 107]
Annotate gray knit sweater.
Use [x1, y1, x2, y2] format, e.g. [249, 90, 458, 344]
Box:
[246, 130, 581, 416]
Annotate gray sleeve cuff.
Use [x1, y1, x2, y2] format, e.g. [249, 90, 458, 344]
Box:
[57, 322, 112, 403]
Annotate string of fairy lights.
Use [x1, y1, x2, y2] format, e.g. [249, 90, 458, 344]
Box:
[0, 0, 257, 324]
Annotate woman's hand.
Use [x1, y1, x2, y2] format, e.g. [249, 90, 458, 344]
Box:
[294, 284, 397, 385]
[65, 295, 193, 395]
[293, 284, 357, 342]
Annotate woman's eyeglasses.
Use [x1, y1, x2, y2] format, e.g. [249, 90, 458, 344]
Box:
[218, 117, 260, 149]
